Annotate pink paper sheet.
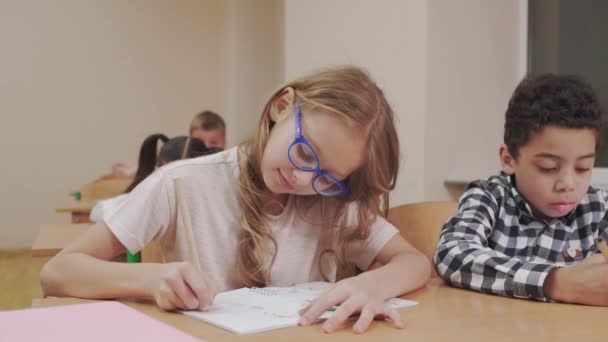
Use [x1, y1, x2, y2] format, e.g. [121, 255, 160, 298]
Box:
[0, 301, 204, 342]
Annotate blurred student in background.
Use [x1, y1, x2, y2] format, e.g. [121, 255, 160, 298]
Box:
[92, 134, 219, 222]
[189, 110, 226, 150]
[112, 110, 226, 178]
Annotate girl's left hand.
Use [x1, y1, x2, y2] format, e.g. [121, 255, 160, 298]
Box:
[298, 276, 405, 334]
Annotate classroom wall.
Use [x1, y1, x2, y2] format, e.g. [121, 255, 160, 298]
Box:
[284, 0, 429, 206]
[0, 0, 282, 248]
[222, 0, 284, 147]
[1, 0, 524, 247]
[423, 0, 526, 200]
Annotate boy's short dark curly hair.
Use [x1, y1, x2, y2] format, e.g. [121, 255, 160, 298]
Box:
[504, 73, 603, 158]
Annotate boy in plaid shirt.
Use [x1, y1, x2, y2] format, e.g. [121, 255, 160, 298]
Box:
[434, 74, 608, 305]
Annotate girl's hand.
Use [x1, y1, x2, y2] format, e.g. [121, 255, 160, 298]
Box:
[150, 262, 219, 311]
[298, 276, 405, 334]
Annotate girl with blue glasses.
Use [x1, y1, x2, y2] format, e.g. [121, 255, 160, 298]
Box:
[41, 66, 430, 334]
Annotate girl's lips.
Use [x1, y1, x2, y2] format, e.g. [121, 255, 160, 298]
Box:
[277, 169, 295, 191]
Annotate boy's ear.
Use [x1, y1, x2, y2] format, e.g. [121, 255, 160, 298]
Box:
[269, 87, 295, 123]
[499, 144, 516, 174]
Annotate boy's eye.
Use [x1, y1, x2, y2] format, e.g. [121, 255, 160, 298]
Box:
[538, 167, 558, 173]
[576, 168, 591, 173]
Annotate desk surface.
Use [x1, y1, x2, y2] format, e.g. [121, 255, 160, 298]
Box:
[55, 199, 96, 214]
[31, 279, 606, 341]
[31, 224, 93, 256]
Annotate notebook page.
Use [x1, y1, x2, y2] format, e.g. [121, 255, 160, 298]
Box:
[182, 282, 417, 335]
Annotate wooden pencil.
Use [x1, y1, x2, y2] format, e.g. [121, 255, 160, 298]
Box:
[174, 178, 202, 271]
[596, 238, 608, 263]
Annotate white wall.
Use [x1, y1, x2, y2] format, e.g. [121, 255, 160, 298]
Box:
[424, 0, 526, 200]
[284, 0, 428, 206]
[0, 0, 526, 247]
[0, 0, 282, 248]
[222, 0, 284, 146]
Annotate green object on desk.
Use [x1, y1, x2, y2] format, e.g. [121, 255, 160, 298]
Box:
[126, 251, 141, 263]
[73, 191, 81, 201]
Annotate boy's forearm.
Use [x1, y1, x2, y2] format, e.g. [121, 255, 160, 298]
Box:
[40, 253, 160, 300]
[546, 261, 608, 306]
[544, 267, 568, 302]
[357, 252, 431, 300]
[435, 239, 557, 300]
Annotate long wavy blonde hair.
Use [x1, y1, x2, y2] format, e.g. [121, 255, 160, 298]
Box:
[236, 65, 400, 287]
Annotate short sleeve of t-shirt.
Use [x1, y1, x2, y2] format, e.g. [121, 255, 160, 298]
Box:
[89, 194, 128, 223]
[343, 204, 398, 271]
[104, 168, 175, 254]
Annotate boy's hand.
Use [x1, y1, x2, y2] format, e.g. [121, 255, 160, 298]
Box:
[545, 257, 608, 305]
[298, 276, 405, 334]
[150, 262, 219, 311]
[581, 253, 607, 265]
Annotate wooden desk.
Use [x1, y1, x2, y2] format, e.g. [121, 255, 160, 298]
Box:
[31, 279, 606, 341]
[54, 199, 96, 223]
[79, 177, 132, 201]
[58, 177, 131, 222]
[31, 224, 93, 256]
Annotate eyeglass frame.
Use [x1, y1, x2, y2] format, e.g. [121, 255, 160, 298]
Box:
[286, 99, 349, 197]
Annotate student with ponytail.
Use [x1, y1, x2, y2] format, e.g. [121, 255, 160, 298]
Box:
[90, 134, 218, 222]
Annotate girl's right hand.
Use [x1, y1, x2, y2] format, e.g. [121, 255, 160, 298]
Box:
[151, 262, 219, 311]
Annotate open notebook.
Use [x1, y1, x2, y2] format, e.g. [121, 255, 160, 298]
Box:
[0, 301, 203, 342]
[182, 281, 417, 335]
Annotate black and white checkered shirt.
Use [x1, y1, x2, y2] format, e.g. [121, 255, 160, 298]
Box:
[433, 172, 608, 301]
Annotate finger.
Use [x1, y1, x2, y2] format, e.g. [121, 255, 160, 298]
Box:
[166, 272, 199, 310]
[299, 287, 347, 326]
[157, 283, 182, 310]
[180, 265, 214, 310]
[352, 306, 375, 334]
[383, 308, 405, 329]
[322, 297, 361, 333]
[155, 292, 175, 311]
[205, 274, 220, 301]
[298, 302, 312, 315]
[166, 294, 186, 311]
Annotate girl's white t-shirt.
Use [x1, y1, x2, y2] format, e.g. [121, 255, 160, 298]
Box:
[89, 194, 128, 223]
[104, 147, 398, 291]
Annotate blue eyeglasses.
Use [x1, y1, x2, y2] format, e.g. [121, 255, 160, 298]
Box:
[287, 100, 349, 197]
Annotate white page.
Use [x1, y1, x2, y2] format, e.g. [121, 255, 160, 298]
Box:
[182, 282, 417, 335]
